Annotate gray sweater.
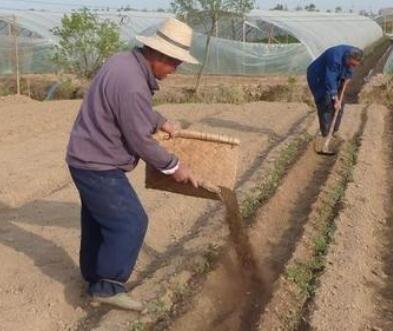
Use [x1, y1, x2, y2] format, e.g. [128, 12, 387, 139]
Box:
[66, 49, 178, 172]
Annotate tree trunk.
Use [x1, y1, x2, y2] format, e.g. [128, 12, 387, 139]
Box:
[231, 19, 236, 40]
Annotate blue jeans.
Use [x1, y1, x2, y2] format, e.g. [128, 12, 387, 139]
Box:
[315, 95, 345, 137]
[69, 167, 148, 297]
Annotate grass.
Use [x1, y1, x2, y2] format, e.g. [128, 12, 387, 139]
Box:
[192, 243, 220, 275]
[147, 299, 171, 321]
[130, 320, 147, 331]
[241, 133, 312, 220]
[173, 283, 192, 302]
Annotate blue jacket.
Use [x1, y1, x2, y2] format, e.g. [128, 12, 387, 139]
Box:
[307, 45, 355, 102]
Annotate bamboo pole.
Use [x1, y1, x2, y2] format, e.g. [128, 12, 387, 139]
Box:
[12, 15, 21, 95]
[8, 19, 12, 76]
[175, 130, 240, 146]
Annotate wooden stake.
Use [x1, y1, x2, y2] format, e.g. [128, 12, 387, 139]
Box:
[12, 15, 21, 95]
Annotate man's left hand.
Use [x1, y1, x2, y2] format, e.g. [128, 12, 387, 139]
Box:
[161, 121, 180, 138]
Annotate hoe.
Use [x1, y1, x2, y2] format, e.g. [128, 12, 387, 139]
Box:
[319, 80, 348, 155]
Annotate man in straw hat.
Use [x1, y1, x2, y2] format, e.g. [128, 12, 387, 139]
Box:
[66, 18, 199, 310]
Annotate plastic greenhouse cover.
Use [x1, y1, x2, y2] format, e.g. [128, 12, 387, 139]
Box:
[247, 10, 384, 59]
[0, 9, 173, 42]
[0, 9, 385, 75]
[179, 34, 311, 75]
[0, 9, 173, 74]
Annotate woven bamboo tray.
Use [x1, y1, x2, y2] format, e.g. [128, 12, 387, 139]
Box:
[145, 130, 240, 200]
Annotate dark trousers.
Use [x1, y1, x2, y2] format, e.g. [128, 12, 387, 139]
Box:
[69, 166, 148, 297]
[315, 95, 345, 137]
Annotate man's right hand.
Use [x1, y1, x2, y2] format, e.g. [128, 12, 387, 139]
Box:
[171, 162, 199, 188]
[333, 98, 342, 111]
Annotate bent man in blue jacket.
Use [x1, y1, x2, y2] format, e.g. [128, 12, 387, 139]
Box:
[307, 45, 363, 137]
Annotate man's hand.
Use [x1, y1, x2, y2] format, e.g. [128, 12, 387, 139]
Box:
[171, 162, 199, 188]
[161, 121, 180, 138]
[333, 98, 342, 111]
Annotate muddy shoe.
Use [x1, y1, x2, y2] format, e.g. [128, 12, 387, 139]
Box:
[91, 293, 144, 311]
[313, 135, 325, 154]
[320, 146, 336, 155]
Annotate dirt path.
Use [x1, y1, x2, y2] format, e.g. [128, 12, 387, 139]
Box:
[307, 104, 393, 330]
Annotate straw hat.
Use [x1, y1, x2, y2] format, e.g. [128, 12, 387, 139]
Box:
[136, 18, 199, 64]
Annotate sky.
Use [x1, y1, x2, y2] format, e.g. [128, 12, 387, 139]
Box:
[0, 0, 392, 13]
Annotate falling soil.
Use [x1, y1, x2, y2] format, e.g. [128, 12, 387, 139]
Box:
[219, 187, 261, 281]
[218, 187, 267, 331]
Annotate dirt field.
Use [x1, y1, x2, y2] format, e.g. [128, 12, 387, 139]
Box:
[1, 74, 393, 331]
[0, 95, 313, 331]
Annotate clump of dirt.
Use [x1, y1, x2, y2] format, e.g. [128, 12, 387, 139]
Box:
[0, 94, 36, 107]
[0, 74, 87, 101]
[360, 74, 393, 108]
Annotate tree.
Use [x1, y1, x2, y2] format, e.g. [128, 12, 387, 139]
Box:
[335, 6, 343, 13]
[271, 3, 285, 10]
[170, 0, 255, 92]
[295, 5, 303, 11]
[359, 9, 369, 17]
[304, 3, 317, 12]
[51, 8, 125, 79]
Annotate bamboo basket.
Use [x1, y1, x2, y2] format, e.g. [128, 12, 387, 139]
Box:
[145, 130, 240, 200]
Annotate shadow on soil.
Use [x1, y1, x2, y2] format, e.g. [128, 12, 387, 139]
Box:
[0, 200, 113, 329]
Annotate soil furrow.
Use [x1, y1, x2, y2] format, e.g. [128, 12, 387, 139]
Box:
[166, 142, 338, 331]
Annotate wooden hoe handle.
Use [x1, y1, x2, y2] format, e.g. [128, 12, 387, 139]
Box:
[175, 130, 240, 146]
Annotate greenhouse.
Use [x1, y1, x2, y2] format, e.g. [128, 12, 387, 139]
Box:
[0, 8, 384, 76]
[376, 8, 393, 35]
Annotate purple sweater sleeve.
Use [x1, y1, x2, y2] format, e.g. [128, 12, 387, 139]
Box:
[116, 90, 178, 171]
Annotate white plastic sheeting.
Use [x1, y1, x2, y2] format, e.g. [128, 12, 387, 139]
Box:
[135, 23, 311, 75]
[180, 34, 310, 75]
[247, 10, 384, 59]
[0, 9, 385, 75]
[0, 9, 172, 74]
[0, 9, 172, 42]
